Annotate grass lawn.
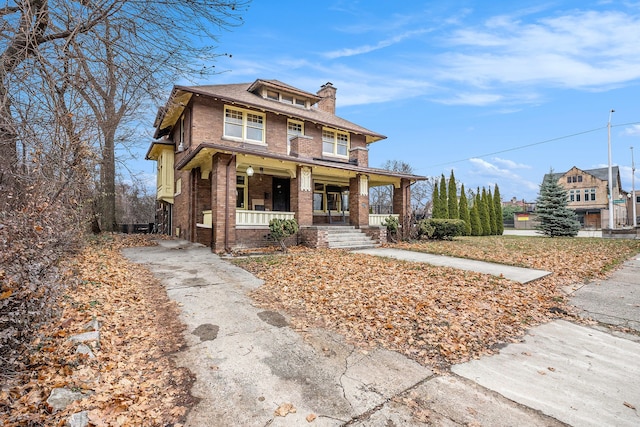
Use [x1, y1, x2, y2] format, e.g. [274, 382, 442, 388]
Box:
[235, 236, 640, 368]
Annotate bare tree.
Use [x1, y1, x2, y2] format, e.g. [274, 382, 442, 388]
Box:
[369, 160, 433, 217]
[1, 0, 248, 224]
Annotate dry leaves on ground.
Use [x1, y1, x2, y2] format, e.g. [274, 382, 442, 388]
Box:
[1, 234, 193, 427]
[239, 237, 640, 367]
[395, 236, 640, 287]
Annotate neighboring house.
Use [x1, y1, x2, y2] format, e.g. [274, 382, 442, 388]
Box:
[146, 79, 424, 252]
[544, 166, 628, 229]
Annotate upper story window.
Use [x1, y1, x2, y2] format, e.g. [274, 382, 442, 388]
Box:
[287, 119, 304, 154]
[224, 106, 265, 144]
[178, 116, 185, 149]
[322, 128, 349, 157]
[263, 90, 308, 108]
[567, 175, 582, 183]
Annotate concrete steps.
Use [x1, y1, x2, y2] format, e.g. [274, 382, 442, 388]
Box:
[319, 226, 378, 250]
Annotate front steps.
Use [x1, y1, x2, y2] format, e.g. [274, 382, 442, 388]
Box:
[320, 226, 379, 250]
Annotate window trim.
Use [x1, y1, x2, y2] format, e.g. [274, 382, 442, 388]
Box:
[322, 127, 350, 158]
[236, 174, 248, 209]
[287, 119, 305, 155]
[223, 105, 266, 145]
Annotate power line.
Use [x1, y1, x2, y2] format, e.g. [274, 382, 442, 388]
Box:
[426, 122, 640, 169]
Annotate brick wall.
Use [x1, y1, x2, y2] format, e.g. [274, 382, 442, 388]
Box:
[247, 174, 273, 211]
[298, 227, 329, 248]
[211, 153, 236, 252]
[349, 146, 368, 167]
[361, 226, 387, 244]
[349, 175, 369, 227]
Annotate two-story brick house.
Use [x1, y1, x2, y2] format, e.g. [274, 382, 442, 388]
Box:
[146, 79, 424, 252]
[544, 166, 627, 228]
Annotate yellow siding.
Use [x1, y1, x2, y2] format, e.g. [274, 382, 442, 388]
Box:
[156, 147, 174, 203]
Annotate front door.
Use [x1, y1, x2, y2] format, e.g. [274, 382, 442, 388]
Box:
[272, 178, 290, 211]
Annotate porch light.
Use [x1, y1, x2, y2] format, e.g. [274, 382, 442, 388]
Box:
[246, 166, 254, 176]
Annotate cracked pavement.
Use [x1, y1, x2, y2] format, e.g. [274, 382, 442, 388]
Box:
[123, 240, 639, 426]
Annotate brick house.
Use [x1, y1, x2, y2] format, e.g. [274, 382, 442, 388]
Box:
[544, 166, 628, 229]
[146, 79, 424, 252]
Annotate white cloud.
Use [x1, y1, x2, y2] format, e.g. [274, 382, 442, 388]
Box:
[323, 29, 430, 59]
[438, 10, 640, 90]
[436, 92, 504, 106]
[623, 124, 640, 136]
[492, 157, 532, 169]
[469, 158, 539, 192]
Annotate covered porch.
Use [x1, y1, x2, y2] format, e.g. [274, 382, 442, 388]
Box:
[177, 143, 416, 252]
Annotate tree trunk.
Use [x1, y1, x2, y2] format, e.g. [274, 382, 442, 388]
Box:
[100, 128, 117, 232]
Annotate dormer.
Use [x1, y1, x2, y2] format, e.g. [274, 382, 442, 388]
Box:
[248, 79, 321, 109]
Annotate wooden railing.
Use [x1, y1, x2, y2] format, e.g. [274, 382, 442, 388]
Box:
[198, 210, 295, 228]
[369, 213, 399, 227]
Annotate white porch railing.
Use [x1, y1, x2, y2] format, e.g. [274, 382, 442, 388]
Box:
[237, 210, 295, 227]
[369, 213, 398, 227]
[199, 209, 296, 228]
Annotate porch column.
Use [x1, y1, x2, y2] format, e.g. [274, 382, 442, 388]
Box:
[393, 178, 411, 239]
[211, 153, 236, 252]
[292, 165, 313, 226]
[349, 174, 369, 228]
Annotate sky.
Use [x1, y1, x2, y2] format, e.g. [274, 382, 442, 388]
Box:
[136, 0, 640, 202]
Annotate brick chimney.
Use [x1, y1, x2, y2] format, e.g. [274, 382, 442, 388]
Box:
[316, 82, 336, 114]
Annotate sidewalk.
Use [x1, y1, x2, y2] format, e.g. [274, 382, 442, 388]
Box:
[352, 248, 551, 283]
[123, 241, 640, 426]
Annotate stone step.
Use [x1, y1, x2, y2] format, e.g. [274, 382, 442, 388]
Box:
[323, 227, 378, 249]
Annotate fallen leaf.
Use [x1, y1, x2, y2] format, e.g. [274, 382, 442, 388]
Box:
[623, 402, 636, 410]
[306, 413, 317, 422]
[274, 402, 296, 417]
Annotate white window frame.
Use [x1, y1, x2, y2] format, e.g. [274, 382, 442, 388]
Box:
[287, 119, 304, 154]
[236, 174, 248, 209]
[175, 177, 182, 196]
[322, 128, 349, 158]
[223, 105, 266, 145]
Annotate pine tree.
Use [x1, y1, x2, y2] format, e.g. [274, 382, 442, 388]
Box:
[474, 190, 484, 235]
[458, 183, 471, 235]
[536, 170, 580, 237]
[479, 188, 490, 236]
[470, 197, 482, 236]
[447, 170, 458, 219]
[488, 188, 497, 235]
[494, 184, 504, 235]
[439, 174, 448, 219]
[432, 185, 442, 218]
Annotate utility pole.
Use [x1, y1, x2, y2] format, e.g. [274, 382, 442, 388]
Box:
[632, 146, 637, 227]
[607, 109, 615, 230]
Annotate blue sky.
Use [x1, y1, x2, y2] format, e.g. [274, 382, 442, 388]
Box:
[137, 0, 640, 202]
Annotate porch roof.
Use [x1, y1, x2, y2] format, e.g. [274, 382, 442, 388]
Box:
[175, 142, 426, 186]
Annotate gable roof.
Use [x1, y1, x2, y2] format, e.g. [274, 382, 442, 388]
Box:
[545, 166, 620, 183]
[153, 80, 386, 143]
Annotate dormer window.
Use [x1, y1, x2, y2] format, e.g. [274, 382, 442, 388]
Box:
[263, 89, 308, 108]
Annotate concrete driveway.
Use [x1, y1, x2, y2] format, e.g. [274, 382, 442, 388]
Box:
[123, 241, 640, 426]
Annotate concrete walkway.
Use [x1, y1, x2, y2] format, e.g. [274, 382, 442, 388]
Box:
[453, 254, 640, 427]
[123, 241, 640, 426]
[352, 247, 551, 283]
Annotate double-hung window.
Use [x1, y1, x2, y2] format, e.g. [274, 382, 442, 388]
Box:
[322, 128, 349, 157]
[224, 106, 265, 144]
[287, 119, 304, 154]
